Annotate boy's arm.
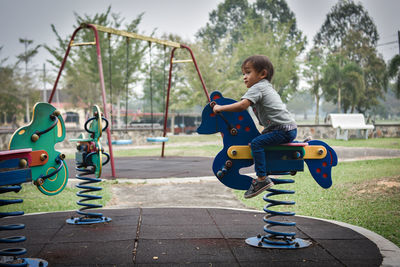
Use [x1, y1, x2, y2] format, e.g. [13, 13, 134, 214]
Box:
[213, 99, 252, 113]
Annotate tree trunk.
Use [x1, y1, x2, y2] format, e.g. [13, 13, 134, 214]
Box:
[315, 94, 320, 124]
[337, 87, 341, 113]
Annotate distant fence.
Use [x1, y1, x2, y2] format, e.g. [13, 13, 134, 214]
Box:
[1, 124, 399, 150]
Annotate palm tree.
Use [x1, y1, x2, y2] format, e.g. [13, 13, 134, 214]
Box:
[322, 54, 364, 113]
[388, 54, 400, 98]
[303, 47, 324, 124]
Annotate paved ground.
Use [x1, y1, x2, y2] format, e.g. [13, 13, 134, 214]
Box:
[65, 146, 400, 179]
[0, 207, 389, 266]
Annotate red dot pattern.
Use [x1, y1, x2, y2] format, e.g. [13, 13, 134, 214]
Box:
[320, 161, 329, 179]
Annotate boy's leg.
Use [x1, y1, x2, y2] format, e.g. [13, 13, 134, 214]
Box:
[244, 129, 297, 198]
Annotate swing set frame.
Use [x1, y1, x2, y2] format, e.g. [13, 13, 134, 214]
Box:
[48, 23, 210, 177]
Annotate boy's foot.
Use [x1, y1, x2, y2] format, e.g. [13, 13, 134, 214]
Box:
[244, 177, 274, 199]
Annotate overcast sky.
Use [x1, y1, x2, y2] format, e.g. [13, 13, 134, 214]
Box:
[1, 0, 399, 71]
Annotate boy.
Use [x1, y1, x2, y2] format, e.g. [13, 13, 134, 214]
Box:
[212, 55, 297, 198]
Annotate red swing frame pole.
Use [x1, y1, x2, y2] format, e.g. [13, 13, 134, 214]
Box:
[48, 24, 116, 178]
[161, 44, 210, 157]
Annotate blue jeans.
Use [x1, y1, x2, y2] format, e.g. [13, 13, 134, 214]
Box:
[250, 129, 297, 177]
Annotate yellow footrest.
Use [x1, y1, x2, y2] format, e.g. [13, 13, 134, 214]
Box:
[227, 145, 326, 159]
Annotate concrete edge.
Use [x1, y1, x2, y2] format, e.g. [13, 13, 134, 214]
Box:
[297, 215, 400, 267]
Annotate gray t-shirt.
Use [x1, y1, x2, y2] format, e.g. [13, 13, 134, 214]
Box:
[241, 79, 296, 132]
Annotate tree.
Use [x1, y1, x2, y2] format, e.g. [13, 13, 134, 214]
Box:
[190, 0, 307, 104]
[196, 0, 250, 52]
[340, 30, 387, 113]
[314, 0, 378, 52]
[0, 63, 24, 126]
[181, 16, 305, 110]
[45, 7, 147, 128]
[314, 0, 386, 114]
[388, 54, 400, 98]
[231, 19, 304, 101]
[286, 90, 314, 120]
[196, 0, 304, 53]
[16, 38, 41, 122]
[303, 47, 324, 124]
[321, 54, 364, 113]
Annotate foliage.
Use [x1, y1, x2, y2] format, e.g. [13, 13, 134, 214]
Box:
[321, 53, 365, 113]
[340, 30, 387, 114]
[16, 38, 41, 70]
[1, 182, 112, 214]
[197, 0, 303, 53]
[45, 6, 147, 125]
[196, 0, 250, 52]
[0, 65, 24, 125]
[313, 0, 386, 114]
[232, 20, 304, 101]
[141, 34, 189, 114]
[187, 0, 306, 105]
[286, 90, 314, 120]
[314, 0, 378, 52]
[15, 38, 41, 123]
[303, 47, 324, 123]
[388, 54, 400, 98]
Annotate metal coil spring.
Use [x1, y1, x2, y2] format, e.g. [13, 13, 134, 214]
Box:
[66, 152, 111, 225]
[246, 176, 311, 249]
[262, 177, 297, 246]
[0, 185, 27, 266]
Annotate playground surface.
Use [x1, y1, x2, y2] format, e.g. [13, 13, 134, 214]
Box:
[4, 145, 400, 266]
[1, 207, 392, 266]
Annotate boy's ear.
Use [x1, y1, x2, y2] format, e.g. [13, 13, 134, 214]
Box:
[261, 69, 268, 79]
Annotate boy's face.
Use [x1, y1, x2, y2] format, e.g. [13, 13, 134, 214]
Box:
[242, 62, 267, 88]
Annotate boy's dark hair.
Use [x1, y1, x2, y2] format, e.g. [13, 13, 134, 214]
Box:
[241, 55, 274, 82]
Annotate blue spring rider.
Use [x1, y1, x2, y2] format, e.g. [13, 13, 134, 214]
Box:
[197, 91, 338, 249]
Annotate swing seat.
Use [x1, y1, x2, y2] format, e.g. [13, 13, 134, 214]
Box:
[111, 139, 133, 145]
[147, 137, 169, 142]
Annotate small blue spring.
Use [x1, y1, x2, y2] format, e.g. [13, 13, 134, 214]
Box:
[66, 152, 111, 225]
[0, 185, 27, 266]
[246, 177, 312, 249]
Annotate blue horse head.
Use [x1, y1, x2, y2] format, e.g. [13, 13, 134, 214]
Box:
[197, 91, 260, 189]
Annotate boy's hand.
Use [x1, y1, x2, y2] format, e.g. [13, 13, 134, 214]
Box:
[213, 104, 223, 113]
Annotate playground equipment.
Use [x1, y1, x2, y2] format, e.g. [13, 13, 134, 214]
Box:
[48, 23, 211, 178]
[197, 91, 338, 249]
[8, 102, 69, 195]
[67, 105, 111, 225]
[1, 103, 68, 266]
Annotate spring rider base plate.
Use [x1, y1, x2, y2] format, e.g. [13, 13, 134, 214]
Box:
[245, 236, 312, 249]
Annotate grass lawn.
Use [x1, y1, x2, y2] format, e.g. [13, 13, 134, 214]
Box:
[111, 135, 400, 158]
[1, 181, 112, 214]
[321, 137, 400, 149]
[234, 158, 400, 247]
